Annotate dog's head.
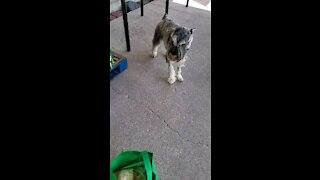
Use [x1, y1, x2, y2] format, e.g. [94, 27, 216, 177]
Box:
[167, 27, 196, 61]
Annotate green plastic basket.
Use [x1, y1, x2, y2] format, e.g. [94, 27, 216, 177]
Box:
[110, 151, 159, 180]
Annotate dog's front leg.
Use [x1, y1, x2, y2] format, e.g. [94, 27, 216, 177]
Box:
[176, 59, 185, 82]
[167, 61, 176, 84]
[177, 65, 183, 82]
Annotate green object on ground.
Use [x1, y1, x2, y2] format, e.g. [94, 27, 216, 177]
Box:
[110, 151, 159, 180]
[110, 50, 115, 70]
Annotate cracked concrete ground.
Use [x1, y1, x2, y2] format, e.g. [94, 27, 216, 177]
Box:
[110, 0, 211, 179]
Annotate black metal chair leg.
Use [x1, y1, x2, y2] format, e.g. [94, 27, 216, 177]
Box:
[186, 0, 189, 7]
[166, 0, 169, 14]
[121, 0, 130, 51]
[141, 0, 144, 16]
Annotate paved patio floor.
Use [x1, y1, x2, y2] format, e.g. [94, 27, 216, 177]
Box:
[110, 0, 211, 179]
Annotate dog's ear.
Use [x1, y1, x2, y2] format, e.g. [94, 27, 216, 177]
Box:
[190, 28, 197, 34]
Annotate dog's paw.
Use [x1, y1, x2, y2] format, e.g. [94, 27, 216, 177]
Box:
[152, 51, 157, 58]
[168, 76, 176, 84]
[177, 74, 184, 82]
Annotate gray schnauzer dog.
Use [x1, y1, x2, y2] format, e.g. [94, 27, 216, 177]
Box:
[152, 14, 196, 84]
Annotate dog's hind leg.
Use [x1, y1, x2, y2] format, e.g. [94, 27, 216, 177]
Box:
[152, 26, 162, 58]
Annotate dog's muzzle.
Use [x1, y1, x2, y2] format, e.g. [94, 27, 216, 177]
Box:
[167, 53, 178, 61]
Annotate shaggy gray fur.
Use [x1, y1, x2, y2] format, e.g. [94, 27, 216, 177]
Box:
[152, 14, 195, 62]
[152, 14, 196, 84]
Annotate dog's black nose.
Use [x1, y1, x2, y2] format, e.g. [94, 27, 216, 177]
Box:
[170, 48, 178, 55]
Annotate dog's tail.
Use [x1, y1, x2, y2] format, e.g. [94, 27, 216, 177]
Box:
[162, 13, 168, 20]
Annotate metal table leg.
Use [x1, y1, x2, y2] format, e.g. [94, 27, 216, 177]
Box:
[166, 0, 169, 14]
[141, 0, 144, 16]
[121, 0, 131, 51]
[186, 0, 189, 7]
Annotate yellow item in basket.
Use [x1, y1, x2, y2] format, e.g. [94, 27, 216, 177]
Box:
[118, 169, 134, 180]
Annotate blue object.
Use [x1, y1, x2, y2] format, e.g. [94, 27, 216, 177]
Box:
[110, 53, 128, 81]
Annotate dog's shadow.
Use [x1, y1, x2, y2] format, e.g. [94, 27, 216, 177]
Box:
[134, 49, 166, 64]
[132, 50, 172, 84]
[134, 50, 156, 63]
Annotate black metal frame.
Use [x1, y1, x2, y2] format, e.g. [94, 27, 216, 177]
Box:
[166, 0, 169, 14]
[121, 0, 130, 51]
[120, 0, 190, 52]
[141, 0, 144, 16]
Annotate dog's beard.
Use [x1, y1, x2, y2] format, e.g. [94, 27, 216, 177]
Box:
[167, 53, 178, 61]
